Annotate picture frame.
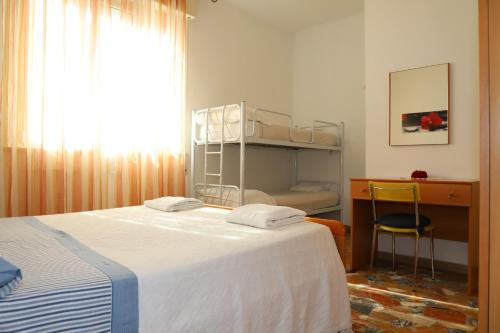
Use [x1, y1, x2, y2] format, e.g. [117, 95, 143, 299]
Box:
[389, 63, 450, 146]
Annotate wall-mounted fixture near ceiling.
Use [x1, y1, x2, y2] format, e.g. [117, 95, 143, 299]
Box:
[389, 63, 450, 146]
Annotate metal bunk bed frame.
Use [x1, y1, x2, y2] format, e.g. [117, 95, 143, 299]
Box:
[190, 101, 344, 216]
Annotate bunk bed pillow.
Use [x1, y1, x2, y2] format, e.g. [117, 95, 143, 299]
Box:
[290, 185, 323, 192]
[195, 105, 241, 125]
[198, 121, 265, 142]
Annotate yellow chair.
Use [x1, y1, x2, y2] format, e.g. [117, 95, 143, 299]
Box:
[368, 181, 435, 281]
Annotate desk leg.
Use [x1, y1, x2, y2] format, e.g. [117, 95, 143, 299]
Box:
[351, 199, 373, 271]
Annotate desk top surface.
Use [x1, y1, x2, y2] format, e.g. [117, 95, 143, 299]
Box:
[351, 178, 479, 185]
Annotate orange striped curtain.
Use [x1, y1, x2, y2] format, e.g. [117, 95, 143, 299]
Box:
[0, 0, 187, 217]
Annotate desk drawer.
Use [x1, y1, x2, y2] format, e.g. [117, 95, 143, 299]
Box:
[351, 181, 370, 200]
[420, 183, 471, 206]
[351, 180, 472, 206]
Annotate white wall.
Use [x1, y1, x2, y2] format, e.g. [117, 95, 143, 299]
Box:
[186, 0, 293, 116]
[186, 0, 294, 193]
[292, 12, 366, 223]
[365, 0, 479, 264]
[365, 0, 479, 179]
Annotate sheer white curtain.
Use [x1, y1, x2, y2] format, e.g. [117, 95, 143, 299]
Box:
[1, 0, 187, 217]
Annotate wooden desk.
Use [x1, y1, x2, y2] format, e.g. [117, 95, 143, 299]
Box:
[350, 178, 479, 294]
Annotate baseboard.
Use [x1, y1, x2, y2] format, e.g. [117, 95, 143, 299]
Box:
[376, 251, 468, 275]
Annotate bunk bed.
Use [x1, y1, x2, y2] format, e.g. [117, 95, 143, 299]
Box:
[190, 102, 344, 216]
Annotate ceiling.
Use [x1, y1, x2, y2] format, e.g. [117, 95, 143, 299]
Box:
[223, 0, 364, 33]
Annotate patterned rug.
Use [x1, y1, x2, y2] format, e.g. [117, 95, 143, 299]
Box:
[347, 266, 478, 333]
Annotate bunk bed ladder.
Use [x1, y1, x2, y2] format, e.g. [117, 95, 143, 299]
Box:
[203, 106, 226, 205]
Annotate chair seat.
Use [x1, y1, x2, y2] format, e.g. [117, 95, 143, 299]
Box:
[375, 213, 432, 235]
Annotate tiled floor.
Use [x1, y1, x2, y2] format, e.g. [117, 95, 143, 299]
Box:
[347, 265, 478, 332]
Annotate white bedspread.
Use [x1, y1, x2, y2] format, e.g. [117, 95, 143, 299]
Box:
[38, 206, 351, 333]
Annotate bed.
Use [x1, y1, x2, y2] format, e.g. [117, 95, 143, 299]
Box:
[194, 104, 339, 146]
[191, 103, 344, 216]
[0, 206, 351, 333]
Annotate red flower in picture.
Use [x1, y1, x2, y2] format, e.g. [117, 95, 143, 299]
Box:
[421, 112, 444, 130]
[420, 115, 432, 129]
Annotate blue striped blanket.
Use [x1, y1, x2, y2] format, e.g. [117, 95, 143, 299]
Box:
[0, 217, 138, 333]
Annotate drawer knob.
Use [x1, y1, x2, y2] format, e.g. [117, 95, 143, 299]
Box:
[448, 190, 455, 199]
[361, 188, 368, 193]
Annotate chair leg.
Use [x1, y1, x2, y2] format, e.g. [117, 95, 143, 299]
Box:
[370, 225, 378, 271]
[430, 230, 435, 280]
[413, 233, 420, 290]
[391, 232, 396, 272]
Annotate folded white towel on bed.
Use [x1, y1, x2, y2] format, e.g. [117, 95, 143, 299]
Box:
[290, 184, 323, 192]
[144, 197, 203, 212]
[224, 204, 306, 229]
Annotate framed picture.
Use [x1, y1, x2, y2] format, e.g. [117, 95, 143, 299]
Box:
[389, 63, 450, 146]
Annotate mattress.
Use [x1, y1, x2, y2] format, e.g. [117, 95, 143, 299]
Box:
[36, 206, 351, 333]
[270, 191, 340, 212]
[292, 128, 338, 146]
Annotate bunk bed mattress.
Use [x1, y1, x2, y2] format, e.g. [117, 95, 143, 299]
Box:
[200, 124, 337, 146]
[199, 122, 290, 142]
[198, 188, 277, 207]
[270, 191, 340, 211]
[29, 206, 351, 332]
[291, 128, 338, 146]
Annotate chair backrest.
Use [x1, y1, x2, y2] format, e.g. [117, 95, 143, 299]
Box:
[368, 181, 420, 203]
[368, 181, 421, 227]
